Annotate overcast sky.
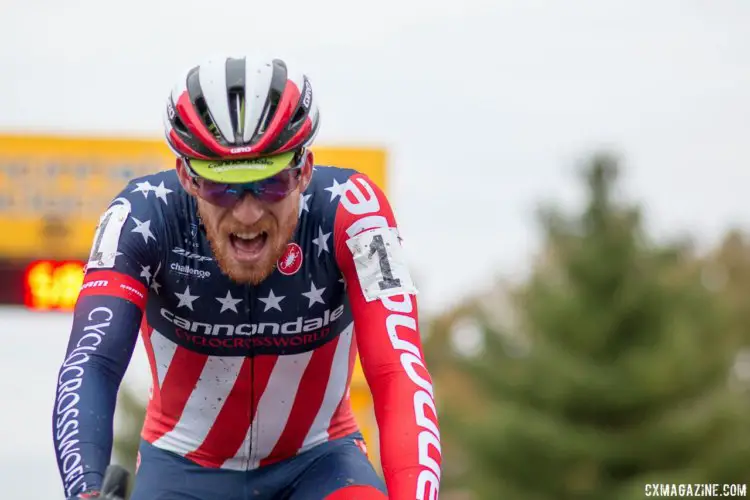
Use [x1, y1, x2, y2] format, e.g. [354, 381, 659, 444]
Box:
[1, 0, 749, 496]
[2, 0, 749, 313]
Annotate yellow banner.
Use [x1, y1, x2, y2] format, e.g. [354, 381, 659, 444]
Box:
[0, 133, 387, 260]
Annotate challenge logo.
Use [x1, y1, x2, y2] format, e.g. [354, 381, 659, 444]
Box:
[170, 262, 211, 279]
[277, 243, 303, 276]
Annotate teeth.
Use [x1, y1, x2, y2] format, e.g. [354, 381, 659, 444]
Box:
[234, 231, 263, 240]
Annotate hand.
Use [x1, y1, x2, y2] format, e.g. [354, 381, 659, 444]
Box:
[67, 492, 101, 499]
[66, 465, 130, 500]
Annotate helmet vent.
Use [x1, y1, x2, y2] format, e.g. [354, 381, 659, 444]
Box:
[228, 88, 245, 142]
[194, 96, 223, 142]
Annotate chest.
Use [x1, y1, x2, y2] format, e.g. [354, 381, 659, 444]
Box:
[146, 226, 348, 356]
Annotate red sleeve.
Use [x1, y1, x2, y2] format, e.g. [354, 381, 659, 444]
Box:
[333, 173, 441, 500]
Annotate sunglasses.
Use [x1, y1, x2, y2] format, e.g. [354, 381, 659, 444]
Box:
[184, 153, 305, 207]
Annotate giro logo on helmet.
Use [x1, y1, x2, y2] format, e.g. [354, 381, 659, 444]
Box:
[303, 81, 313, 108]
[229, 146, 253, 154]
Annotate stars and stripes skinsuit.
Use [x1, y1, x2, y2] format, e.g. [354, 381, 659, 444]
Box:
[52, 165, 441, 499]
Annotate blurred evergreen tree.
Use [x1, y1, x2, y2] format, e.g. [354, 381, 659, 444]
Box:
[703, 230, 750, 347]
[433, 153, 750, 499]
[112, 384, 147, 498]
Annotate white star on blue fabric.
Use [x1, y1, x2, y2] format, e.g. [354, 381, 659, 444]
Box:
[150, 262, 162, 295]
[216, 290, 242, 313]
[131, 181, 154, 199]
[311, 226, 331, 257]
[299, 193, 312, 216]
[131, 218, 156, 243]
[175, 285, 199, 310]
[302, 282, 326, 308]
[324, 179, 346, 202]
[258, 289, 285, 312]
[152, 181, 173, 205]
[139, 265, 152, 285]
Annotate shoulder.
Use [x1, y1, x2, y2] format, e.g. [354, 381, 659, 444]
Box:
[302, 165, 388, 218]
[306, 165, 359, 201]
[112, 169, 184, 209]
[101, 169, 191, 226]
[295, 165, 353, 228]
[90, 170, 193, 259]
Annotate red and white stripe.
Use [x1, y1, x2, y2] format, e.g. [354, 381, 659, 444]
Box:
[153, 354, 246, 453]
[246, 349, 314, 468]
[143, 327, 177, 397]
[140, 321, 360, 470]
[299, 323, 356, 453]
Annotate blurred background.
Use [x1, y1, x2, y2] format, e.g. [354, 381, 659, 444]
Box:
[2, 1, 750, 498]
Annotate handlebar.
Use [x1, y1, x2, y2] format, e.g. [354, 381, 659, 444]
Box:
[100, 464, 130, 499]
[69, 464, 130, 499]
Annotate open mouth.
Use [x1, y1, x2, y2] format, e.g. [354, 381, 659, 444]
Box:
[229, 231, 269, 260]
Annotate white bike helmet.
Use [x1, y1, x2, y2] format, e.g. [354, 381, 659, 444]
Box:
[163, 56, 320, 160]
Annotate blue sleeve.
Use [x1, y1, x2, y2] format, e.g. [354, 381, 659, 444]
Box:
[53, 295, 141, 497]
[52, 182, 161, 497]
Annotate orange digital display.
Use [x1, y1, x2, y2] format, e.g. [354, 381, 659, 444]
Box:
[23, 260, 85, 310]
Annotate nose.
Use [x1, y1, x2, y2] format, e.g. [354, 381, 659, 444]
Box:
[231, 193, 265, 226]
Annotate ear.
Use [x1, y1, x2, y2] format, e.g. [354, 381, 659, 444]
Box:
[175, 158, 198, 195]
[298, 149, 314, 192]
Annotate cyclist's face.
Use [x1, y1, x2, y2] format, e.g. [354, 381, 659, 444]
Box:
[177, 156, 313, 285]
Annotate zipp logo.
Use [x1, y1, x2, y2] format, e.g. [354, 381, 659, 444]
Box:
[340, 176, 440, 500]
[172, 247, 212, 262]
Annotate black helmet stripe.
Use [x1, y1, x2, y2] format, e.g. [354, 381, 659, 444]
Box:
[268, 76, 313, 152]
[225, 57, 247, 88]
[225, 57, 247, 142]
[168, 94, 216, 158]
[185, 66, 204, 114]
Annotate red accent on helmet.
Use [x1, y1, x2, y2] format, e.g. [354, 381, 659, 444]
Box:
[162, 57, 321, 161]
[168, 129, 213, 160]
[249, 81, 301, 154]
[277, 116, 313, 153]
[175, 92, 234, 156]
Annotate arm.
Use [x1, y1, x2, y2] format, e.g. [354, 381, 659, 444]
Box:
[53, 197, 153, 498]
[333, 173, 441, 500]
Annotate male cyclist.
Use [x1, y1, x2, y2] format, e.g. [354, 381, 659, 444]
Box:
[52, 56, 441, 500]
